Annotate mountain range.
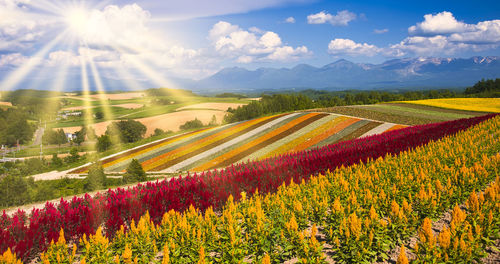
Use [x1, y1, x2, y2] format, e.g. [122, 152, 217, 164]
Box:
[187, 56, 500, 93]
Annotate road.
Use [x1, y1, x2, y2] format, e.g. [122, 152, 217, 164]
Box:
[32, 127, 44, 146]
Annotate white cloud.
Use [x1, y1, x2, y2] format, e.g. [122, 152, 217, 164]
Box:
[448, 20, 500, 44]
[0, 53, 29, 67]
[0, 0, 50, 51]
[328, 38, 381, 56]
[390, 35, 461, 56]
[408, 11, 472, 36]
[307, 10, 356, 26]
[209, 21, 311, 62]
[394, 12, 500, 56]
[285, 16, 296, 23]
[374, 28, 389, 34]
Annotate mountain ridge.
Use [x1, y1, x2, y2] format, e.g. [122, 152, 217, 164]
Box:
[190, 56, 500, 92]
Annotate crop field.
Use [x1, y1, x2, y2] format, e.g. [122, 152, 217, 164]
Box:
[395, 98, 500, 113]
[0, 114, 497, 263]
[52, 91, 252, 130]
[318, 102, 489, 125]
[69, 112, 407, 174]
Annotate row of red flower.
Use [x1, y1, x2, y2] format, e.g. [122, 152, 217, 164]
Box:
[0, 113, 496, 260]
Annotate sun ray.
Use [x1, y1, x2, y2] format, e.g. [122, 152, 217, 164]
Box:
[20, 0, 66, 16]
[0, 31, 68, 92]
[78, 49, 98, 152]
[85, 47, 123, 148]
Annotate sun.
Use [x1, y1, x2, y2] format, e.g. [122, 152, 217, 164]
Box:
[65, 7, 89, 37]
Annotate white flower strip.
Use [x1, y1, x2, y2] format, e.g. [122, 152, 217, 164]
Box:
[238, 113, 339, 163]
[360, 122, 396, 138]
[158, 113, 300, 173]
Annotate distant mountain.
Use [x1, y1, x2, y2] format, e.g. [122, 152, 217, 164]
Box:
[191, 56, 500, 92]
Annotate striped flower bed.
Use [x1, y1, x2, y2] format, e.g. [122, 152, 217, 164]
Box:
[71, 112, 408, 174]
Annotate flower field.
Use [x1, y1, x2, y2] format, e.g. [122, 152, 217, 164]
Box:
[395, 98, 500, 113]
[0, 113, 497, 262]
[71, 112, 407, 174]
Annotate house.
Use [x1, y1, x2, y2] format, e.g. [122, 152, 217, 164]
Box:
[65, 133, 76, 141]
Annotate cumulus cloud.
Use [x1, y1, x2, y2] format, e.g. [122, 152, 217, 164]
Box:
[307, 10, 356, 26]
[395, 11, 500, 56]
[0, 0, 51, 50]
[408, 11, 472, 36]
[448, 20, 500, 44]
[285, 16, 296, 23]
[209, 21, 311, 62]
[0, 53, 29, 67]
[328, 38, 381, 56]
[374, 28, 389, 34]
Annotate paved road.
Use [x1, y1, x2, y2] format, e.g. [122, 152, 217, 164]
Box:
[32, 127, 44, 146]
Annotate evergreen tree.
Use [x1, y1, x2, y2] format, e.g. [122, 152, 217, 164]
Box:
[84, 163, 106, 191]
[122, 159, 146, 183]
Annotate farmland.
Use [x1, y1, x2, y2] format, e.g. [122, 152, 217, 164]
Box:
[395, 97, 500, 113]
[0, 113, 497, 263]
[69, 112, 407, 174]
[318, 102, 488, 125]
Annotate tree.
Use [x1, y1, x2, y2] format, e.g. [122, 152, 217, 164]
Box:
[43, 128, 67, 146]
[122, 159, 146, 183]
[96, 134, 112, 152]
[73, 127, 86, 146]
[0, 174, 30, 207]
[179, 118, 204, 130]
[84, 163, 106, 191]
[153, 128, 165, 137]
[209, 115, 218, 126]
[106, 119, 146, 143]
[95, 111, 104, 119]
[51, 153, 63, 168]
[86, 126, 97, 141]
[64, 147, 80, 163]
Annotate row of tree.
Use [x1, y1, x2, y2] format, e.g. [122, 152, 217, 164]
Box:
[0, 158, 147, 208]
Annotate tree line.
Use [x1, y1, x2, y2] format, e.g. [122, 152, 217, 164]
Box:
[225, 79, 499, 122]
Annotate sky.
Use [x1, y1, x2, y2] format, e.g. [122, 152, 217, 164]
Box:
[0, 0, 499, 91]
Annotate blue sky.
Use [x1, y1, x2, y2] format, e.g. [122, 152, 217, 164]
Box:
[0, 0, 499, 91]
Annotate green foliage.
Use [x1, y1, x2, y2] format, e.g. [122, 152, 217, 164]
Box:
[43, 128, 68, 146]
[94, 111, 104, 119]
[73, 127, 86, 145]
[179, 118, 204, 130]
[0, 108, 35, 146]
[0, 174, 30, 207]
[209, 114, 218, 126]
[84, 163, 107, 191]
[145, 87, 196, 97]
[122, 159, 146, 183]
[464, 78, 500, 97]
[225, 89, 463, 123]
[64, 147, 80, 163]
[51, 153, 63, 168]
[215, 92, 247, 99]
[153, 128, 165, 137]
[96, 135, 112, 152]
[106, 119, 147, 143]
